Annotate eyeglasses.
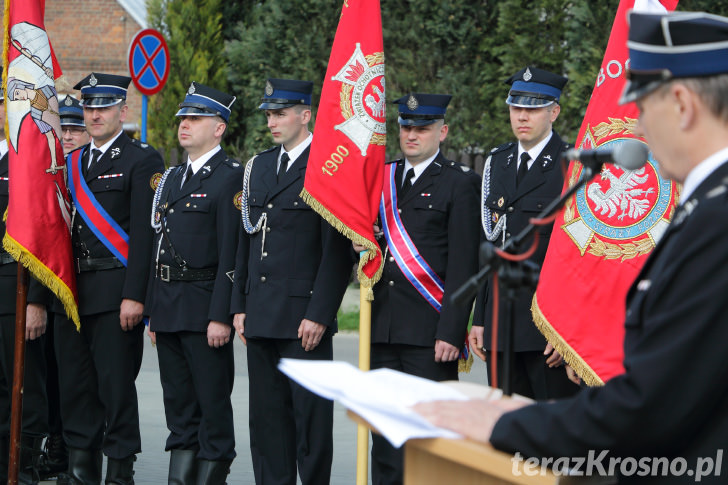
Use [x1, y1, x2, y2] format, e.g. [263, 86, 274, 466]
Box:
[62, 127, 87, 135]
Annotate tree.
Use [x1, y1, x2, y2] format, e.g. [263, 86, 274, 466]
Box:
[146, 0, 228, 163]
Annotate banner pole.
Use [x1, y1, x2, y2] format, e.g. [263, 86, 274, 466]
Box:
[8, 264, 29, 485]
[356, 284, 371, 485]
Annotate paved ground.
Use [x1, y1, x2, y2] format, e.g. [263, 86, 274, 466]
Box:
[41, 288, 488, 483]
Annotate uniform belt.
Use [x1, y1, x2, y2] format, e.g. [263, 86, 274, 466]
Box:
[76, 257, 125, 273]
[0, 253, 15, 265]
[157, 264, 216, 282]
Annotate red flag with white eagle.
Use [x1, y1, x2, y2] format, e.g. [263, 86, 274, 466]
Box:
[3, 0, 80, 327]
[300, 0, 386, 292]
[532, 0, 679, 385]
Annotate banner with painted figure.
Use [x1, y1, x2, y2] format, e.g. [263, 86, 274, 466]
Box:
[3, 0, 80, 327]
[532, 0, 679, 385]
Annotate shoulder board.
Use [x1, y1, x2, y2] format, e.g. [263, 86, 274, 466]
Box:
[489, 142, 516, 155]
[442, 159, 472, 174]
[223, 157, 243, 169]
[258, 146, 277, 155]
[129, 138, 155, 151]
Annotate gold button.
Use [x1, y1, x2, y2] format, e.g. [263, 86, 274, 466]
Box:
[186, 203, 190, 207]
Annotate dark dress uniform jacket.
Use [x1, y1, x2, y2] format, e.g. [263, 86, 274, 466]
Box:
[474, 132, 569, 352]
[146, 150, 242, 331]
[0, 153, 48, 312]
[372, 154, 481, 348]
[62, 133, 163, 315]
[231, 146, 351, 338]
[490, 161, 728, 484]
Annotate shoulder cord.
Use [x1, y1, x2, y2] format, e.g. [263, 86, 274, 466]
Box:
[481, 154, 507, 246]
[241, 155, 268, 259]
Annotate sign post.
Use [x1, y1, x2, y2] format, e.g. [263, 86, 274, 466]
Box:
[127, 28, 170, 142]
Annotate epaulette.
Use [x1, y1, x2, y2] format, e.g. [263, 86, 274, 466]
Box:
[443, 159, 473, 174]
[258, 146, 277, 156]
[129, 138, 155, 151]
[488, 142, 516, 155]
[222, 157, 243, 170]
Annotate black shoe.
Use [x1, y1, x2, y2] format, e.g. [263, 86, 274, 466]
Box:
[18, 435, 44, 485]
[37, 433, 69, 479]
[105, 455, 135, 485]
[64, 448, 102, 485]
[168, 449, 197, 485]
[195, 460, 231, 485]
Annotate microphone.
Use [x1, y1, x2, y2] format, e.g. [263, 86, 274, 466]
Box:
[563, 139, 649, 171]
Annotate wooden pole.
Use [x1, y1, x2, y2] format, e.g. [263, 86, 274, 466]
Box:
[355, 284, 371, 485]
[8, 264, 29, 485]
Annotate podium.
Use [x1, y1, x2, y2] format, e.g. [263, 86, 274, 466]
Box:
[404, 436, 613, 485]
[347, 381, 615, 485]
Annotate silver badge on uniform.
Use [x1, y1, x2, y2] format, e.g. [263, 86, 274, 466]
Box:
[111, 147, 121, 159]
[64, 96, 73, 106]
[407, 94, 418, 111]
[89, 73, 98, 87]
[523, 67, 532, 81]
[188, 83, 196, 95]
[265, 80, 274, 96]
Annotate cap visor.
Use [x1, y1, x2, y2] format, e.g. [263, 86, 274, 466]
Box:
[258, 102, 297, 110]
[82, 97, 124, 108]
[506, 95, 555, 108]
[398, 116, 438, 127]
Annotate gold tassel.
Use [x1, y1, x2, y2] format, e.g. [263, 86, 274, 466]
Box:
[458, 352, 473, 374]
[531, 294, 604, 387]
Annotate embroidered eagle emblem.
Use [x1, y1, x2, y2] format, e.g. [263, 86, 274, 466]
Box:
[587, 166, 655, 221]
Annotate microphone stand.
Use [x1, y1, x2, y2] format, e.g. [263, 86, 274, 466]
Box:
[452, 163, 600, 395]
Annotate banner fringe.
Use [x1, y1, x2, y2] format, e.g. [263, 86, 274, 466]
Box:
[300, 188, 384, 297]
[2, 233, 81, 330]
[531, 294, 604, 387]
[458, 352, 473, 373]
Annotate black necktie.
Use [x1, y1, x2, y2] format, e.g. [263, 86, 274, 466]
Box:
[182, 164, 193, 186]
[517, 152, 530, 186]
[89, 148, 101, 168]
[278, 152, 290, 183]
[400, 168, 415, 198]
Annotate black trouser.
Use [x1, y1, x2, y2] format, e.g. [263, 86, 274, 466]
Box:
[486, 350, 580, 400]
[0, 313, 48, 438]
[370, 343, 458, 485]
[54, 311, 143, 459]
[44, 312, 63, 436]
[156, 331, 235, 461]
[247, 337, 333, 485]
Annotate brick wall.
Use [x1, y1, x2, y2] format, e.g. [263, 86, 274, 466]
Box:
[4, 0, 146, 132]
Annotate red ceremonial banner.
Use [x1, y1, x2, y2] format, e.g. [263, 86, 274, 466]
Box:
[3, 0, 80, 327]
[300, 0, 385, 292]
[532, 0, 679, 385]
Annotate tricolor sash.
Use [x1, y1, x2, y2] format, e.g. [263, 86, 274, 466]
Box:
[67, 147, 129, 265]
[379, 163, 444, 311]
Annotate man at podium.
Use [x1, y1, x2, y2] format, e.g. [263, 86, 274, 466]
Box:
[415, 10, 728, 484]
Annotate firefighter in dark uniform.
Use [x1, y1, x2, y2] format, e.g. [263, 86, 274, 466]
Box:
[471, 66, 579, 400]
[0, 88, 50, 484]
[146, 82, 240, 484]
[363, 93, 481, 485]
[54, 73, 164, 484]
[231, 78, 352, 485]
[36, 95, 90, 481]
